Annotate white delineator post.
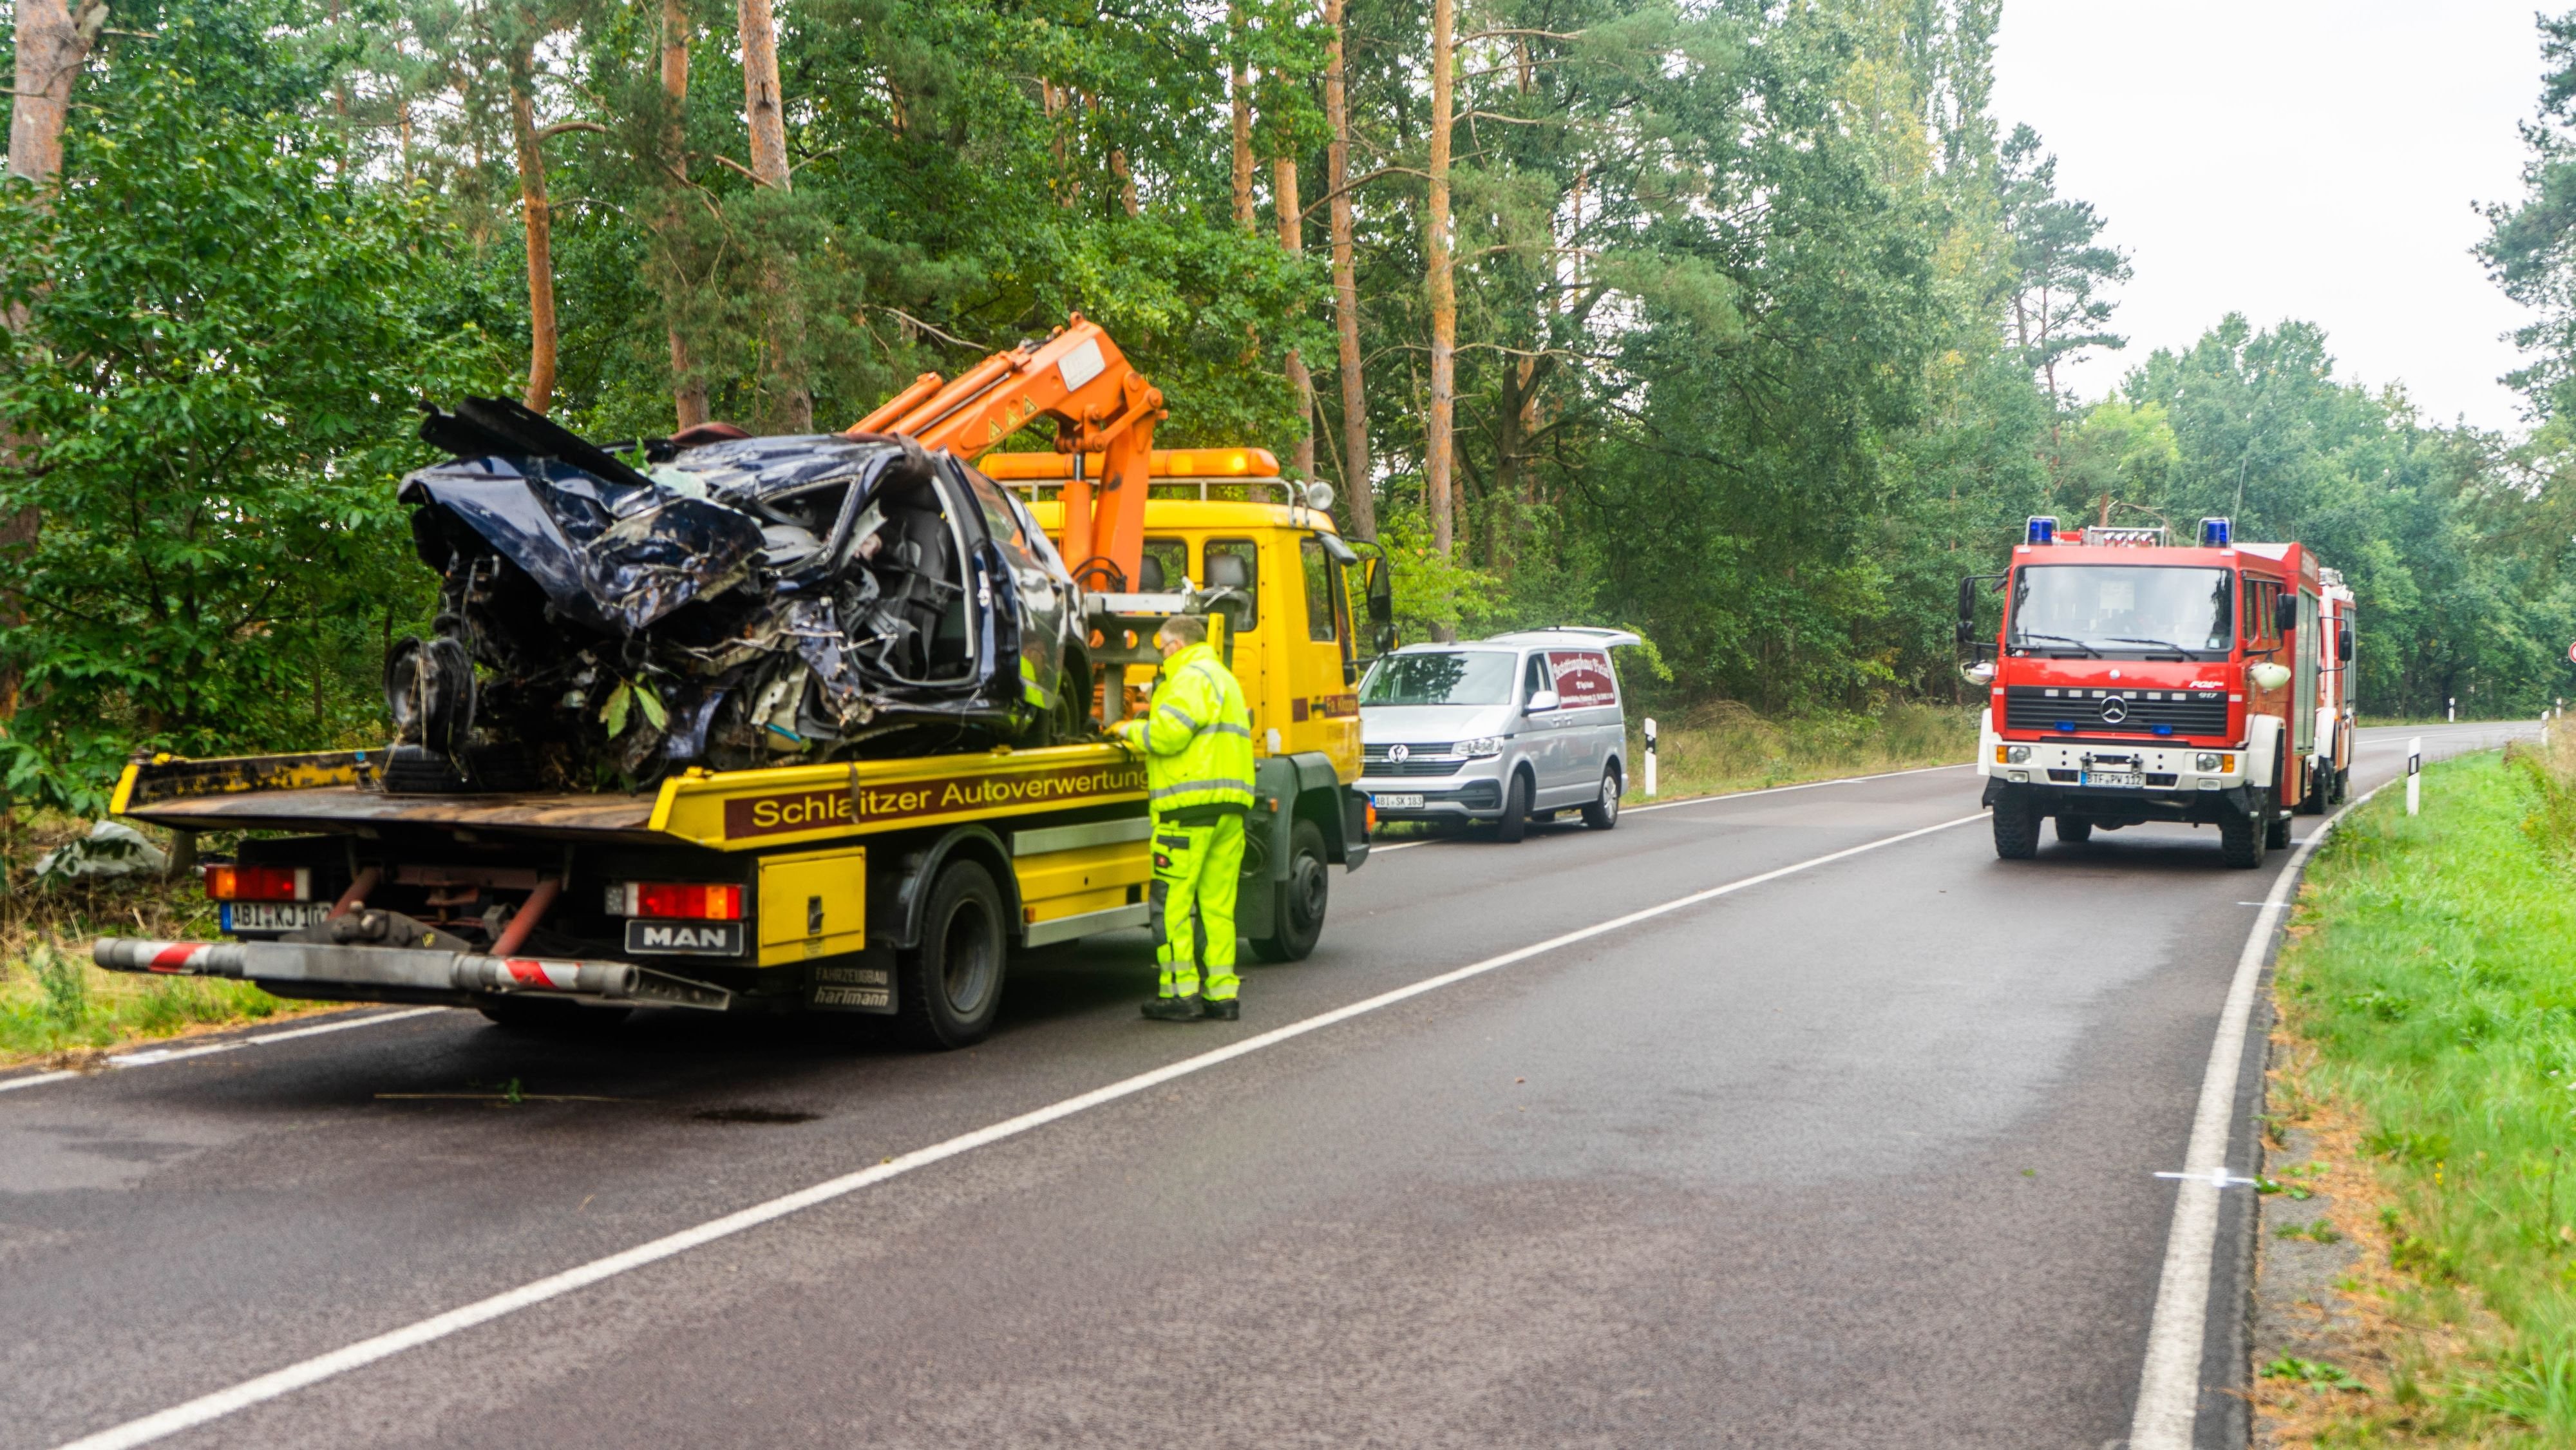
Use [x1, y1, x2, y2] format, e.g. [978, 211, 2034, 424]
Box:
[2407, 736, 2422, 817]
[1642, 717, 1658, 799]
[2448, 697, 2456, 723]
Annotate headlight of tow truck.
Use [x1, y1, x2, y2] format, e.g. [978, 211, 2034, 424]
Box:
[1457, 736, 1505, 758]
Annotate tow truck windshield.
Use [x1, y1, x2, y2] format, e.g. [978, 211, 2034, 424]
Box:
[2009, 565, 2233, 658]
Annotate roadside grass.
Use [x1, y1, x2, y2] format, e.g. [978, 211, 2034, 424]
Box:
[2263, 736, 2576, 1442]
[1624, 700, 1975, 801]
[0, 813, 305, 1069]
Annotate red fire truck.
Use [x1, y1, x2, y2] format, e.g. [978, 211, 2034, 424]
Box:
[1964, 517, 2356, 868]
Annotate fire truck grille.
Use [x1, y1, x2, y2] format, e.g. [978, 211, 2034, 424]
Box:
[1363, 744, 1464, 777]
[2003, 685, 2229, 737]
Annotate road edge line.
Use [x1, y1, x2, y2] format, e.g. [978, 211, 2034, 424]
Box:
[51, 811, 1985, 1450]
[2125, 783, 2382, 1449]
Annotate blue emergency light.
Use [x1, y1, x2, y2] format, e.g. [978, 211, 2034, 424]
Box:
[2198, 516, 2231, 547]
[2027, 516, 2058, 545]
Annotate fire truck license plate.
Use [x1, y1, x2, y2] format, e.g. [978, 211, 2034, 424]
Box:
[1372, 792, 1425, 810]
[222, 902, 330, 933]
[2081, 770, 2145, 789]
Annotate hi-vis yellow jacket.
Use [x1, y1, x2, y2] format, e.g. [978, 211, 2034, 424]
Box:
[1116, 641, 1256, 814]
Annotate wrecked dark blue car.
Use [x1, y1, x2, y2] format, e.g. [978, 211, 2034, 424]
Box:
[386, 397, 1086, 791]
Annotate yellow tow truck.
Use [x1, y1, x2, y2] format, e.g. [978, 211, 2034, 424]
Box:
[93, 321, 1389, 1048]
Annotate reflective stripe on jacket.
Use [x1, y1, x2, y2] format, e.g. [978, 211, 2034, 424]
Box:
[1116, 641, 1256, 813]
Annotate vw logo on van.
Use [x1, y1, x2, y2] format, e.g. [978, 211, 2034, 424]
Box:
[2099, 696, 2129, 724]
[1387, 743, 1410, 763]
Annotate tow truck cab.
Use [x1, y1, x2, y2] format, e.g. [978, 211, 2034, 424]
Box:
[1966, 517, 2346, 868]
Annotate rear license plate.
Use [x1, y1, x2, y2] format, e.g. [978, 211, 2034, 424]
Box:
[1372, 792, 1426, 810]
[222, 902, 329, 934]
[2082, 770, 2145, 789]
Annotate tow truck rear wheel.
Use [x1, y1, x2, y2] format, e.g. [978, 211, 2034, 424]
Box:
[2221, 789, 2271, 869]
[1991, 791, 2041, 859]
[896, 860, 1007, 1049]
[2054, 816, 2093, 844]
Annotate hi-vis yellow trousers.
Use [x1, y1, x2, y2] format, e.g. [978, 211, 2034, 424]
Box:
[1150, 810, 1245, 1002]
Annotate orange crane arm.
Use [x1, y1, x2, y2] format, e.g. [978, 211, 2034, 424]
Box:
[848, 314, 1165, 591]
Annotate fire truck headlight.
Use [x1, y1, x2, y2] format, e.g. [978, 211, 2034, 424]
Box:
[2195, 752, 2222, 772]
[2004, 745, 2032, 765]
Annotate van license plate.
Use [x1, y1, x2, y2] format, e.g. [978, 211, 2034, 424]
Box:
[2082, 770, 2144, 789]
[1372, 792, 1425, 810]
[223, 902, 330, 933]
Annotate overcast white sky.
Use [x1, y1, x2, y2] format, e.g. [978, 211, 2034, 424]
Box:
[1989, 1, 2550, 433]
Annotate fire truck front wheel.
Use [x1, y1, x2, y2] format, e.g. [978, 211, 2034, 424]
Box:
[1991, 790, 2041, 859]
[2220, 789, 2271, 869]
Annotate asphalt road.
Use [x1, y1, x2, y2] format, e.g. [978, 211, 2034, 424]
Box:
[0, 721, 2526, 1450]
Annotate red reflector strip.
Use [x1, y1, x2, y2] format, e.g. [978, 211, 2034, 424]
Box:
[624, 882, 743, 920]
[149, 942, 221, 973]
[504, 959, 584, 990]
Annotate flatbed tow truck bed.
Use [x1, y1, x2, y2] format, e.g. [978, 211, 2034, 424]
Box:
[96, 741, 1362, 1047]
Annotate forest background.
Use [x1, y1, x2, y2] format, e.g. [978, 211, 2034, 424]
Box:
[6, 0, 2576, 817]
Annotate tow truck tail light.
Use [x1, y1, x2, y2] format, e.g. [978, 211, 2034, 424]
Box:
[606, 882, 743, 919]
[204, 864, 311, 902]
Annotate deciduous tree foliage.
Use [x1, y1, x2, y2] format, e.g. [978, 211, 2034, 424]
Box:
[0, 0, 2570, 814]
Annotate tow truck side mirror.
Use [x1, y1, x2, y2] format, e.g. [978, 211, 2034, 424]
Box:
[1365, 559, 1393, 626]
[2338, 626, 2353, 662]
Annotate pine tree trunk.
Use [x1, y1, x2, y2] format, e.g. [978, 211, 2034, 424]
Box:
[508, 57, 558, 414]
[1112, 148, 1141, 216]
[0, 0, 95, 720]
[8, 0, 90, 186]
[738, 0, 812, 432]
[1425, 0, 1456, 563]
[1229, 8, 1255, 233]
[1324, 0, 1372, 539]
[1275, 154, 1316, 481]
[661, 0, 709, 431]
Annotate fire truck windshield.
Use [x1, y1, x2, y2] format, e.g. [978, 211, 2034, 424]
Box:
[2009, 566, 2234, 658]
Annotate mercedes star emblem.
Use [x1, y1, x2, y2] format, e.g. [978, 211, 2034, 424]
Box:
[2099, 696, 2129, 724]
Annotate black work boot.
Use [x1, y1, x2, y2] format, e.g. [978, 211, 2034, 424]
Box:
[1141, 995, 1204, 1022]
[1200, 997, 1240, 1022]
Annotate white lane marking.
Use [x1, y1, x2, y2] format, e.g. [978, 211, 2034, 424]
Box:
[0, 1070, 81, 1095]
[0, 1008, 449, 1096]
[2126, 785, 2379, 1450]
[52, 812, 1987, 1450]
[1367, 761, 1976, 852]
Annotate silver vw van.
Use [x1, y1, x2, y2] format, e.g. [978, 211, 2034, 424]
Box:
[1357, 627, 1638, 841]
